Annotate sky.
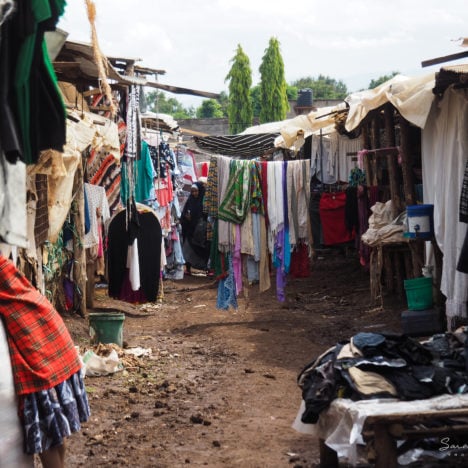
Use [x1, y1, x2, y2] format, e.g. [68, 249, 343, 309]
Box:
[58, 0, 468, 109]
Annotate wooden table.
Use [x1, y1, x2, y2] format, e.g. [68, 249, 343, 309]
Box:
[293, 395, 468, 467]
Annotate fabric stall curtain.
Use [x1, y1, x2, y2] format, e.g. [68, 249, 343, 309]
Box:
[319, 191, 355, 246]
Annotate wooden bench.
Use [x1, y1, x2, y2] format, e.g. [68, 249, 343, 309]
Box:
[319, 407, 468, 468]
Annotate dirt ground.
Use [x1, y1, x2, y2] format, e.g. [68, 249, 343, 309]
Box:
[62, 249, 405, 468]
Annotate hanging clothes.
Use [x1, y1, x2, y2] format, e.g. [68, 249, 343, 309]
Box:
[83, 183, 110, 249]
[135, 140, 155, 204]
[319, 191, 355, 246]
[456, 159, 468, 273]
[6, 0, 67, 164]
[107, 205, 162, 303]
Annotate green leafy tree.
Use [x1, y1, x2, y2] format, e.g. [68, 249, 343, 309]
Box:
[291, 75, 348, 99]
[286, 84, 298, 101]
[145, 90, 195, 119]
[196, 99, 224, 118]
[217, 91, 229, 117]
[251, 84, 297, 118]
[225, 44, 253, 134]
[250, 85, 261, 118]
[368, 71, 399, 89]
[258, 37, 289, 123]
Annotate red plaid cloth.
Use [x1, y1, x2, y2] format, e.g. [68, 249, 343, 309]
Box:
[0, 255, 81, 395]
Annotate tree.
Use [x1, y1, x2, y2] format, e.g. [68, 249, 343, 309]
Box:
[258, 37, 289, 123]
[225, 44, 253, 134]
[145, 90, 195, 119]
[251, 83, 297, 118]
[250, 85, 261, 118]
[291, 75, 348, 99]
[368, 71, 399, 89]
[216, 91, 229, 117]
[196, 99, 224, 118]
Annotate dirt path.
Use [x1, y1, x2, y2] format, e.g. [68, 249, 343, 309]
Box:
[63, 251, 402, 467]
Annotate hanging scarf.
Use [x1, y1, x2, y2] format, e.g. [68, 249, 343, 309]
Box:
[218, 159, 251, 224]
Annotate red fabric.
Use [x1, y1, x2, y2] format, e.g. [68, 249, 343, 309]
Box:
[319, 192, 355, 246]
[200, 162, 209, 177]
[0, 255, 81, 395]
[290, 243, 310, 278]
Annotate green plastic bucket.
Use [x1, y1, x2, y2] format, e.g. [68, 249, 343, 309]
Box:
[89, 312, 125, 347]
[403, 276, 433, 311]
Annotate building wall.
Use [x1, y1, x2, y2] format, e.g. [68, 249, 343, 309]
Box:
[178, 99, 344, 138]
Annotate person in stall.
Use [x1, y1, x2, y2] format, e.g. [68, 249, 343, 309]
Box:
[0, 254, 90, 468]
[180, 181, 211, 275]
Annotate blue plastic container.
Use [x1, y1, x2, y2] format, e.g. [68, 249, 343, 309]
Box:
[406, 204, 434, 239]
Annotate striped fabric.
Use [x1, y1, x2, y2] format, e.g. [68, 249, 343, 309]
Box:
[194, 133, 279, 158]
[88, 147, 122, 213]
[0, 255, 82, 395]
[460, 159, 468, 223]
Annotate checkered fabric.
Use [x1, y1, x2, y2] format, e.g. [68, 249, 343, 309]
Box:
[0, 255, 81, 395]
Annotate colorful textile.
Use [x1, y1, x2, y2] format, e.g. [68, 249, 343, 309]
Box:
[319, 192, 355, 246]
[13, 0, 67, 164]
[88, 146, 122, 213]
[0, 255, 82, 395]
[21, 371, 90, 454]
[260, 161, 269, 226]
[135, 140, 155, 203]
[83, 183, 110, 248]
[218, 159, 251, 224]
[290, 243, 310, 278]
[204, 155, 218, 219]
[273, 228, 287, 302]
[125, 85, 141, 159]
[249, 162, 264, 214]
[216, 254, 238, 310]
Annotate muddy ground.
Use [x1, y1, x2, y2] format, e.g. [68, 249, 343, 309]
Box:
[62, 249, 408, 467]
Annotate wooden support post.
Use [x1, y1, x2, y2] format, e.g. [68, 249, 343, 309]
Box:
[383, 248, 394, 292]
[72, 157, 87, 316]
[384, 103, 396, 147]
[319, 438, 338, 468]
[384, 105, 401, 218]
[363, 152, 373, 188]
[361, 121, 371, 149]
[393, 251, 404, 298]
[403, 248, 413, 280]
[86, 255, 95, 309]
[373, 424, 398, 468]
[399, 116, 416, 206]
[409, 241, 425, 278]
[371, 112, 380, 149]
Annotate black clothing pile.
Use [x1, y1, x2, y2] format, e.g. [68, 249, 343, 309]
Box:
[298, 331, 468, 424]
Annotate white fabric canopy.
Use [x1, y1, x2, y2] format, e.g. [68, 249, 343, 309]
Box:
[422, 86, 468, 328]
[345, 73, 436, 131]
[278, 104, 347, 149]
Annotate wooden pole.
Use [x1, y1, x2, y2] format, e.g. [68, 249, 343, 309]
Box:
[398, 116, 416, 206]
[384, 104, 401, 218]
[72, 156, 87, 316]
